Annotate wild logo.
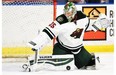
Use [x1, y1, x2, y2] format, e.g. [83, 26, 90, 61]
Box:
[70, 28, 84, 39]
[82, 6, 107, 40]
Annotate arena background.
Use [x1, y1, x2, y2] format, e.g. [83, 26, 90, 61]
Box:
[2, 0, 114, 58]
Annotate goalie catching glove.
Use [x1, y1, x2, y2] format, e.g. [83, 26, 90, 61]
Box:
[91, 13, 111, 31]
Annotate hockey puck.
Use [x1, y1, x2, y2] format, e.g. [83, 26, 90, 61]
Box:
[66, 66, 71, 70]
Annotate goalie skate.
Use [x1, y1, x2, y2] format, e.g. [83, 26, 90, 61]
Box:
[80, 53, 100, 70]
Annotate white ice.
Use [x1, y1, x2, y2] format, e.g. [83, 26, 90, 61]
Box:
[2, 53, 114, 75]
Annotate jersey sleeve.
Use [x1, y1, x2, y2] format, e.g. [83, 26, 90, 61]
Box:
[76, 16, 89, 28]
[28, 14, 69, 50]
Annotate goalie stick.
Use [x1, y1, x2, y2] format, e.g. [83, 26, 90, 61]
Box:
[31, 48, 38, 64]
[28, 49, 44, 72]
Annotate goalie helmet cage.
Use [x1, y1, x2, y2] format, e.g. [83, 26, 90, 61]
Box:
[2, 0, 57, 58]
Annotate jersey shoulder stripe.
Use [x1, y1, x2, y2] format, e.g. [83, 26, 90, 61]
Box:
[43, 27, 55, 39]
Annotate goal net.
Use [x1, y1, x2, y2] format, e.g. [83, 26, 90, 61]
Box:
[2, 0, 57, 58]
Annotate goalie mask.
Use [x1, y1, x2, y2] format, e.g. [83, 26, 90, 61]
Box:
[64, 2, 77, 21]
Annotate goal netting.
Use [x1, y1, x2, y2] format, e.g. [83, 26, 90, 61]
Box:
[2, 0, 57, 59]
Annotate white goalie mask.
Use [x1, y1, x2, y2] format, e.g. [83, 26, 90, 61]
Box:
[63, 2, 77, 21]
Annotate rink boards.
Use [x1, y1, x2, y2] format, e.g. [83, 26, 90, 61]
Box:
[2, 2, 114, 57]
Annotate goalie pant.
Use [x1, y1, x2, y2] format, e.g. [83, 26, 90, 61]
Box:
[28, 11, 96, 69]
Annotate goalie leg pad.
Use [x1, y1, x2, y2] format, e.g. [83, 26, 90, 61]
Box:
[27, 55, 75, 71]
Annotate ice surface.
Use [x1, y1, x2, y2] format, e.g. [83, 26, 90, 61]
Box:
[2, 53, 114, 75]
